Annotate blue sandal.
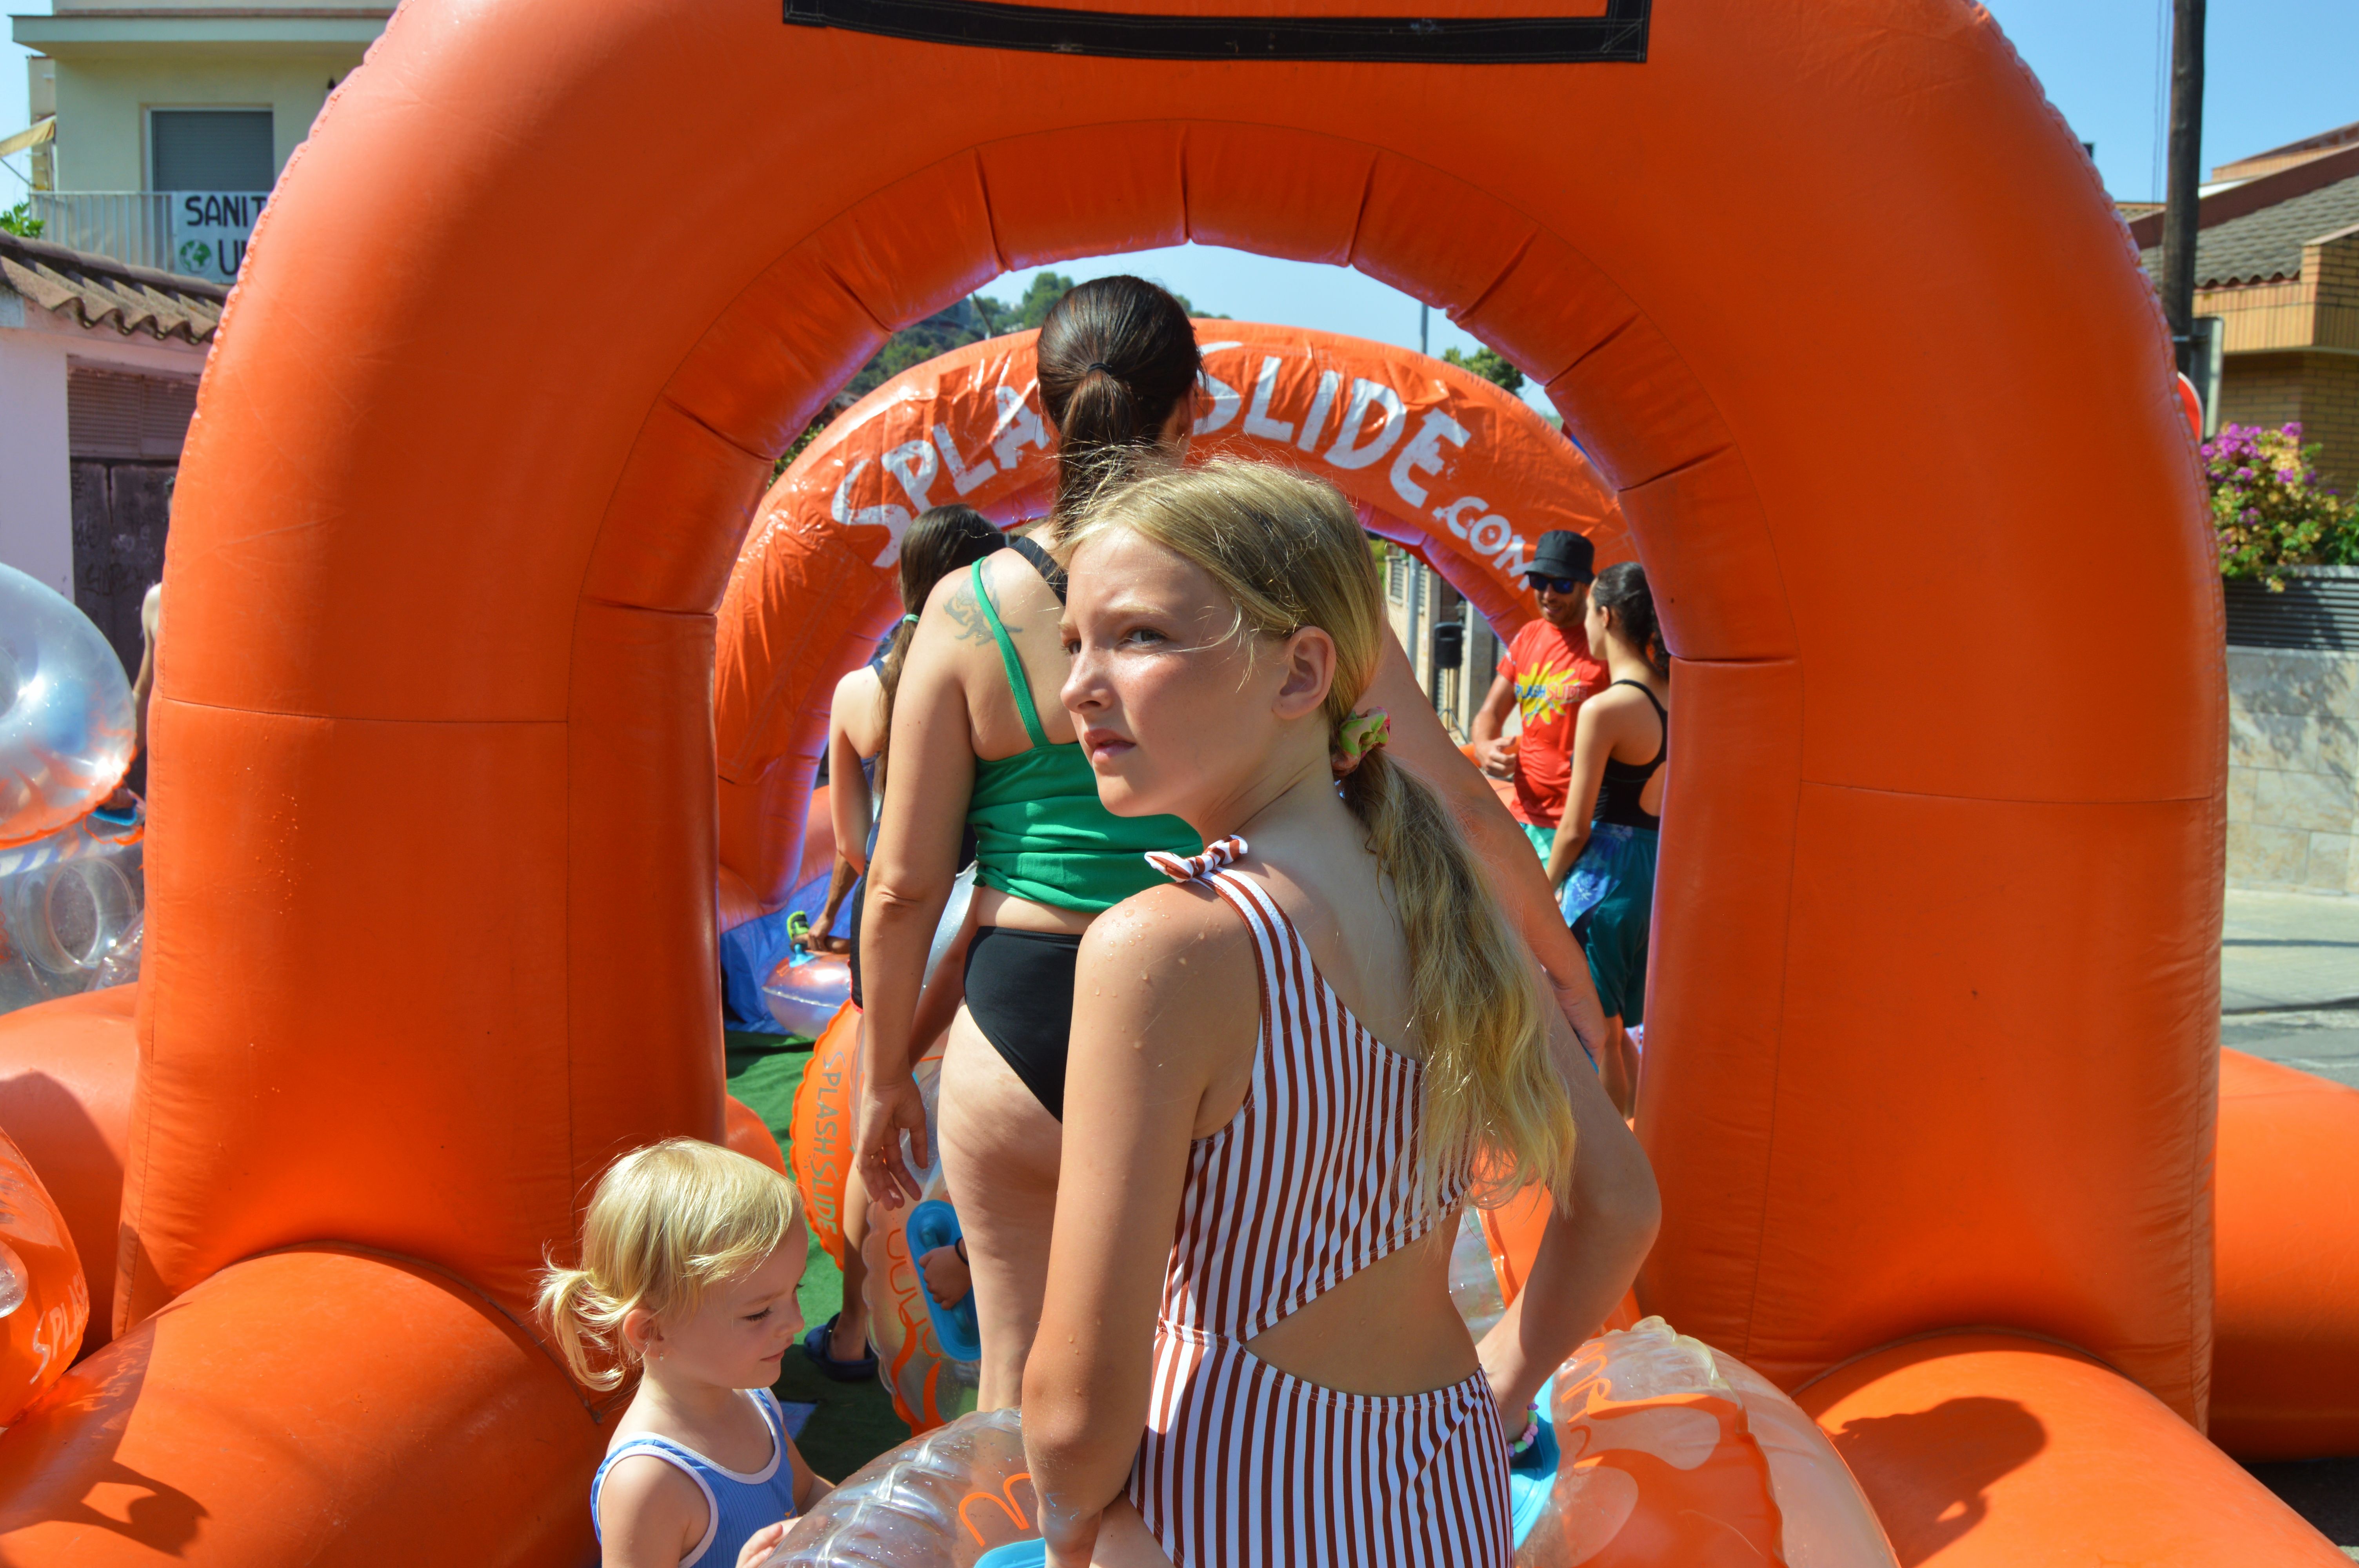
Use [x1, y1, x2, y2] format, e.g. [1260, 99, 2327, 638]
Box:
[798, 1313, 878, 1383]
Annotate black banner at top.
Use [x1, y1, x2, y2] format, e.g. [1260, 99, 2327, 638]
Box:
[784, 0, 1649, 64]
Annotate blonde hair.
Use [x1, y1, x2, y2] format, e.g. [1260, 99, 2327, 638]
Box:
[536, 1137, 803, 1390]
[1061, 458, 1576, 1208]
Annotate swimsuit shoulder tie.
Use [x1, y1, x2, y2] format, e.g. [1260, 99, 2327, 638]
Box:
[1145, 835, 1247, 884]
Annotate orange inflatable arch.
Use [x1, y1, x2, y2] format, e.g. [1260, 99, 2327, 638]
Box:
[3, 0, 2342, 1561]
[714, 323, 1628, 908]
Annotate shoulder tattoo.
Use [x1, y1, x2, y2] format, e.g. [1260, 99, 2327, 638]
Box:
[942, 577, 1013, 645]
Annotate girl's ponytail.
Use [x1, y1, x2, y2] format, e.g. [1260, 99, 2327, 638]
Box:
[1339, 747, 1571, 1209]
[536, 1263, 629, 1390]
[1591, 561, 1669, 679]
[1036, 277, 1201, 528]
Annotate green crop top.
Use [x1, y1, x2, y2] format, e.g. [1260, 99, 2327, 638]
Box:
[965, 557, 1200, 912]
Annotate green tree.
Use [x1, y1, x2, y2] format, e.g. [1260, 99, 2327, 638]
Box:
[1443, 345, 1525, 394]
[977, 271, 1075, 333]
[974, 272, 1227, 333]
[0, 201, 44, 239]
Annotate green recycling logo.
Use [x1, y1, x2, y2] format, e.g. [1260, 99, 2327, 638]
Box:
[177, 239, 212, 273]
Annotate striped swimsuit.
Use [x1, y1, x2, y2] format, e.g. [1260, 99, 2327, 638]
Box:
[1128, 837, 1513, 1568]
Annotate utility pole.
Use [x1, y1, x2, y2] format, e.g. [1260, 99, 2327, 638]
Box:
[2160, 0, 2206, 379]
[1420, 302, 1429, 357]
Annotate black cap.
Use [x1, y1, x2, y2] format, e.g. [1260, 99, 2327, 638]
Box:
[1528, 530, 1595, 583]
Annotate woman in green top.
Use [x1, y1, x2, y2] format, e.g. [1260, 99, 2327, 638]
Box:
[856, 276, 1621, 1410]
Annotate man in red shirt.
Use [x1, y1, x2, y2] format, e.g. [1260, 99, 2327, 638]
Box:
[1470, 530, 1608, 872]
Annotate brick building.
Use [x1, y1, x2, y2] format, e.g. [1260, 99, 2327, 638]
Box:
[2136, 123, 2359, 492]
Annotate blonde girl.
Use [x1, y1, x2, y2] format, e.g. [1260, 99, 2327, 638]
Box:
[1023, 461, 1659, 1567]
[540, 1139, 830, 1568]
[858, 277, 1629, 1417]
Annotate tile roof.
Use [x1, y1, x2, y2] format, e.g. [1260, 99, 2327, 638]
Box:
[2140, 169, 2359, 288]
[0, 230, 225, 344]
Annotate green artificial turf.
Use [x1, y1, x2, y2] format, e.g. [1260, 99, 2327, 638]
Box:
[724, 1029, 911, 1482]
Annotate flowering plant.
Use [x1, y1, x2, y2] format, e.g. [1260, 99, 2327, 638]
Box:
[2203, 423, 2359, 590]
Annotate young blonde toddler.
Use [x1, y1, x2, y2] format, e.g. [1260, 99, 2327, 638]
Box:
[541, 1138, 830, 1568]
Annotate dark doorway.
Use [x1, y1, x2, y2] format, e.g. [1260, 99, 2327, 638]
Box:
[67, 366, 196, 793]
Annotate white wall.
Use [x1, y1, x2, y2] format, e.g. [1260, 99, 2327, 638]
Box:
[1, 293, 212, 596]
[50, 51, 361, 191]
[0, 305, 73, 597]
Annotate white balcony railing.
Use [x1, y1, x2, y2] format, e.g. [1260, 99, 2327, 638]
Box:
[25, 191, 266, 283]
[27, 192, 174, 271]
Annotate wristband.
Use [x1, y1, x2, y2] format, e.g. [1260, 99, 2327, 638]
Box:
[953, 1237, 968, 1264]
[1507, 1403, 1541, 1455]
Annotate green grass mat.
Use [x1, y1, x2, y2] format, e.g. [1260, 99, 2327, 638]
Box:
[725, 1029, 911, 1481]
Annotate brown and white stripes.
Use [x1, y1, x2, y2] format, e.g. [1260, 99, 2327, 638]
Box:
[1129, 837, 1512, 1567]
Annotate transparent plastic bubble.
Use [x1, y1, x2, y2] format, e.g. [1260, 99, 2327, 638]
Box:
[0, 835, 145, 1016]
[1448, 1207, 1508, 1339]
[0, 563, 136, 849]
[0, 1239, 25, 1319]
[769, 1409, 1033, 1567]
[767, 953, 851, 1037]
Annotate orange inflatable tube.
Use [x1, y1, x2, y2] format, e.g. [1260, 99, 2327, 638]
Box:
[2212, 1049, 2359, 1459]
[0, 0, 2289, 1559]
[1800, 1334, 2348, 1567]
[715, 323, 1625, 904]
[0, 985, 134, 1356]
[787, 1003, 861, 1268]
[0, 1123, 85, 1425]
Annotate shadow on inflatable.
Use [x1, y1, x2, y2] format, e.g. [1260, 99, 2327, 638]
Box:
[0, 0, 2353, 1561]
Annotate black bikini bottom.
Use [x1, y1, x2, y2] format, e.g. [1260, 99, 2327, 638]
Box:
[962, 926, 1082, 1120]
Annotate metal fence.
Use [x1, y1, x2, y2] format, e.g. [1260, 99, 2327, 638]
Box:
[2225, 566, 2359, 653]
[26, 192, 174, 272]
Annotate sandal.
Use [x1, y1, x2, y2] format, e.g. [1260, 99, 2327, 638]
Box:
[798, 1313, 878, 1383]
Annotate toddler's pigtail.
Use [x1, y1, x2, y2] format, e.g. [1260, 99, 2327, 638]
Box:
[537, 1259, 627, 1391]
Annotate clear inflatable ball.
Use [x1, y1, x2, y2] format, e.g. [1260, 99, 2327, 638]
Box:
[0, 563, 136, 849]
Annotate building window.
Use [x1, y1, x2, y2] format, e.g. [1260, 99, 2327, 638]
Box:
[151, 110, 273, 191]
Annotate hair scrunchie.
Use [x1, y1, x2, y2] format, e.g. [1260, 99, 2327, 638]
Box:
[1331, 708, 1391, 778]
[901, 612, 920, 626]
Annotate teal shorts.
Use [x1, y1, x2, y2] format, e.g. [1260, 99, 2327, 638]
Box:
[1561, 823, 1659, 1027]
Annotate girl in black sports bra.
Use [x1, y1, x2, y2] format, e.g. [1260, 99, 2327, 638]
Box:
[1545, 561, 1670, 1115]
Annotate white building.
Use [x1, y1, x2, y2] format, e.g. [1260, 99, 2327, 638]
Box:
[12, 0, 387, 277]
[1382, 544, 1501, 744]
[0, 230, 220, 671]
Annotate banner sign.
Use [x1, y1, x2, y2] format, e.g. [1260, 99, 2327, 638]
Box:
[716, 321, 1632, 799]
[168, 191, 269, 282]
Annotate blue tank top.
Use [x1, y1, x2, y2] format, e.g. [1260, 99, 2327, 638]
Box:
[591, 1388, 798, 1566]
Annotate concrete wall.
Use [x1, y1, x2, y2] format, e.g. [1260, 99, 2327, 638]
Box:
[48, 51, 362, 191]
[2229, 644, 2359, 895]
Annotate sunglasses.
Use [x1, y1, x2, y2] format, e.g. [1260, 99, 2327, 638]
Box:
[1527, 575, 1586, 596]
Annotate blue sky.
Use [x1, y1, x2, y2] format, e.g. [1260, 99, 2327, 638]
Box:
[6, 0, 2355, 404]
